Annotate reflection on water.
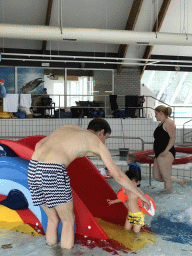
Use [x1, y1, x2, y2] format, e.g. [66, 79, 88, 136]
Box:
[75, 234, 130, 255]
[151, 209, 192, 244]
[89, 152, 192, 163]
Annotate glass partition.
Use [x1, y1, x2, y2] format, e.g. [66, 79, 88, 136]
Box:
[0, 66, 114, 118]
[67, 69, 113, 117]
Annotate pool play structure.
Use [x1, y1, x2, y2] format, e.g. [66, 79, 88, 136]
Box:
[0, 136, 156, 251]
[133, 148, 192, 185]
[134, 148, 192, 165]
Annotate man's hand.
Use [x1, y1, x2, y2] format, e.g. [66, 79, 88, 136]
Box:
[140, 195, 150, 210]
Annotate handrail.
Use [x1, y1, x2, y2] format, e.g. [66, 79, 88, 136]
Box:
[0, 135, 145, 152]
[183, 119, 192, 125]
[0, 136, 24, 139]
[3, 93, 191, 126]
[108, 136, 145, 151]
[146, 95, 172, 107]
[183, 118, 192, 144]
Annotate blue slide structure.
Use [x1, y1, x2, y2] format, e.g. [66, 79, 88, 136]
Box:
[0, 153, 49, 235]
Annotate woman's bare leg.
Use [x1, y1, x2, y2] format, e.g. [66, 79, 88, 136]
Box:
[171, 176, 187, 186]
[156, 152, 174, 190]
[153, 158, 164, 182]
[153, 153, 186, 189]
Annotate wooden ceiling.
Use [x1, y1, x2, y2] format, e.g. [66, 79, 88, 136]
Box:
[0, 0, 191, 73]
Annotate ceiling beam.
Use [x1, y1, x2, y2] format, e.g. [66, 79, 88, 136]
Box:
[117, 0, 143, 75]
[42, 0, 54, 53]
[140, 0, 171, 78]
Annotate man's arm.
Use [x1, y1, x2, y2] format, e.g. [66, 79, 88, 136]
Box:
[137, 187, 144, 195]
[95, 141, 150, 208]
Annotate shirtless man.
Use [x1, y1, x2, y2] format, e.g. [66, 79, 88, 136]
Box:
[28, 118, 150, 249]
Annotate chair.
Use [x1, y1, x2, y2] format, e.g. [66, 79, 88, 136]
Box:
[109, 95, 124, 118]
[125, 95, 144, 118]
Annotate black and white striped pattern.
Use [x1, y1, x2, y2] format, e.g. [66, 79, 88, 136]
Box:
[28, 160, 73, 208]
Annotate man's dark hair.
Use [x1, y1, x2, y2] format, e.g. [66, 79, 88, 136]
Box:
[125, 168, 140, 182]
[87, 118, 111, 135]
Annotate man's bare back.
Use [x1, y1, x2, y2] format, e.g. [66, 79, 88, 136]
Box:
[32, 124, 102, 168]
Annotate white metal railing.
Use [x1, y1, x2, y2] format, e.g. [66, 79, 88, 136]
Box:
[183, 119, 192, 144]
[1, 93, 192, 129]
[108, 136, 145, 152]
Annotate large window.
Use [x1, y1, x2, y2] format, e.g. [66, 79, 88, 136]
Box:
[141, 70, 192, 105]
[52, 80, 65, 108]
[141, 70, 192, 127]
[67, 76, 93, 107]
[66, 69, 113, 116]
[45, 75, 94, 108]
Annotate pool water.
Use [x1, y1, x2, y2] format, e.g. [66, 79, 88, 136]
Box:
[0, 178, 191, 256]
[89, 151, 192, 163]
[95, 217, 156, 251]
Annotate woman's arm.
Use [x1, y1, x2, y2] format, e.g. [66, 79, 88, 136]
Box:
[160, 119, 176, 156]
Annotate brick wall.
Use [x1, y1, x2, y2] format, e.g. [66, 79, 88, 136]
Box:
[93, 70, 113, 116]
[114, 68, 141, 109]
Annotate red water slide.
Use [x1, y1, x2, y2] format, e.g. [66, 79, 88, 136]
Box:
[0, 136, 128, 239]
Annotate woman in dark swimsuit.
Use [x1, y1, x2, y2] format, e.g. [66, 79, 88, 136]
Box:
[153, 105, 186, 191]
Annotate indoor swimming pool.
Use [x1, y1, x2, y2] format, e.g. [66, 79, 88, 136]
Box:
[0, 177, 191, 256]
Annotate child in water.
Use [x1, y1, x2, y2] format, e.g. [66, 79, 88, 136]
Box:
[107, 168, 145, 234]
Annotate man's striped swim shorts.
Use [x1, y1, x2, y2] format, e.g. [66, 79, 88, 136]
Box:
[28, 160, 73, 208]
